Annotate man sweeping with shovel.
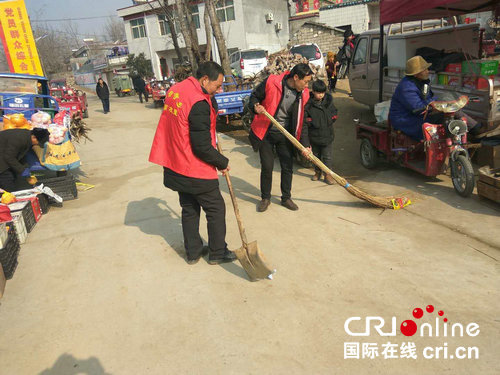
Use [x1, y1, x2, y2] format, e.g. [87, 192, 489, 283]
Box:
[249, 63, 313, 212]
[149, 61, 236, 265]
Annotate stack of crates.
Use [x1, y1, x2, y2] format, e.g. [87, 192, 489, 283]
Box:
[7, 201, 36, 233]
[10, 212, 28, 244]
[38, 175, 78, 202]
[0, 224, 21, 280]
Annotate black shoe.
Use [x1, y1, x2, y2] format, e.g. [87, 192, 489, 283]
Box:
[257, 198, 270, 212]
[186, 246, 209, 265]
[208, 249, 237, 265]
[281, 198, 298, 211]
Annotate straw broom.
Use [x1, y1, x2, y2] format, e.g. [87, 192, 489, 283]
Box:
[262, 110, 411, 210]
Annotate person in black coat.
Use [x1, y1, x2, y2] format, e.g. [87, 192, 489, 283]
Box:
[301, 80, 338, 185]
[96, 78, 110, 114]
[132, 75, 148, 103]
[0, 128, 50, 192]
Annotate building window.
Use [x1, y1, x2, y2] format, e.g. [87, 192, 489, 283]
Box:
[191, 5, 200, 29]
[158, 14, 180, 35]
[131, 18, 146, 39]
[216, 0, 235, 22]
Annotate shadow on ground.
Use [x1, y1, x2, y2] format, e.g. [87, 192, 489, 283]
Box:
[38, 353, 111, 375]
[124, 197, 248, 280]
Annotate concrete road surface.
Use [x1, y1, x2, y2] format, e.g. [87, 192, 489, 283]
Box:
[0, 82, 498, 375]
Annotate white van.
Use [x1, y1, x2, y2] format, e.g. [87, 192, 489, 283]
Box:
[229, 49, 267, 78]
[290, 43, 325, 69]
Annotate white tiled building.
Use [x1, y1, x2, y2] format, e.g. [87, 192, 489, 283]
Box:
[319, 1, 379, 33]
[117, 0, 290, 80]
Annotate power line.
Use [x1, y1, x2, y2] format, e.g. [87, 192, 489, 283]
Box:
[31, 15, 117, 23]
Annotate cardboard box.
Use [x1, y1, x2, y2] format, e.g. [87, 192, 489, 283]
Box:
[438, 74, 448, 85]
[445, 63, 462, 73]
[462, 59, 499, 76]
[16, 197, 41, 222]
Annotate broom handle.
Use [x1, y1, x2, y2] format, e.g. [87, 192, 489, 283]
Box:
[262, 110, 348, 187]
[216, 134, 249, 246]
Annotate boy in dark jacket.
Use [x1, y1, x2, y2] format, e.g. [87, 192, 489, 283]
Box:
[301, 80, 337, 185]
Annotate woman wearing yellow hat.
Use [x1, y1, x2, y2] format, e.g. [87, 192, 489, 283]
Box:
[389, 56, 479, 140]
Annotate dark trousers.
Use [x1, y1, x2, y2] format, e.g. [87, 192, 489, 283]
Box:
[101, 98, 110, 113]
[258, 131, 294, 201]
[328, 76, 338, 91]
[312, 142, 333, 172]
[138, 90, 148, 103]
[178, 188, 227, 259]
[0, 169, 16, 192]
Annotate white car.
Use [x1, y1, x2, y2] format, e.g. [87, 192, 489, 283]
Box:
[290, 43, 325, 69]
[229, 49, 267, 78]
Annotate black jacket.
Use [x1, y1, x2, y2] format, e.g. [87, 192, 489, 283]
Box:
[132, 76, 146, 91]
[0, 129, 32, 174]
[248, 75, 304, 151]
[302, 93, 337, 147]
[96, 82, 109, 99]
[163, 95, 229, 195]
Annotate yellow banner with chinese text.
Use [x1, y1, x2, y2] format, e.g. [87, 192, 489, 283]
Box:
[0, 0, 43, 76]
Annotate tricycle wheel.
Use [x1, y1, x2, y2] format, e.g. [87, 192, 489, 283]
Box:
[360, 138, 377, 169]
[451, 155, 475, 197]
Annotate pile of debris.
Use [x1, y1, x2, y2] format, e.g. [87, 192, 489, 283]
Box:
[241, 50, 327, 87]
[70, 112, 92, 143]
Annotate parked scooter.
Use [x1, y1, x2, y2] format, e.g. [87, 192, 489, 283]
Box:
[355, 95, 476, 197]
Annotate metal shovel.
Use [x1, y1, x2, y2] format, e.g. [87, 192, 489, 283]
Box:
[217, 134, 275, 281]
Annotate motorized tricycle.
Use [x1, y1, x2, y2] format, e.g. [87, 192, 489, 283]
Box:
[151, 81, 170, 108]
[355, 95, 476, 197]
[0, 73, 59, 121]
[49, 88, 88, 118]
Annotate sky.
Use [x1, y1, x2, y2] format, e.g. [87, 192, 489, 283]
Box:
[24, 0, 132, 39]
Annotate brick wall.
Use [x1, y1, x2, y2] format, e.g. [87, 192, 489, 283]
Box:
[290, 23, 344, 56]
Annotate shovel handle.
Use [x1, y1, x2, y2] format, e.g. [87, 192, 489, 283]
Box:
[262, 110, 347, 186]
[216, 134, 249, 246]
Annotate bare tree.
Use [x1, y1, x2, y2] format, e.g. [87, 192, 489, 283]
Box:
[64, 21, 82, 47]
[176, 0, 198, 71]
[205, 0, 231, 75]
[104, 17, 125, 42]
[33, 24, 73, 75]
[183, 1, 203, 63]
[146, 0, 184, 63]
[203, 4, 212, 61]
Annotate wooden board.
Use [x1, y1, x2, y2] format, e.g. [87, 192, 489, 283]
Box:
[478, 167, 500, 188]
[477, 180, 500, 203]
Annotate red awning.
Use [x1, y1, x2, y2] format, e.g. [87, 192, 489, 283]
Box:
[380, 0, 500, 25]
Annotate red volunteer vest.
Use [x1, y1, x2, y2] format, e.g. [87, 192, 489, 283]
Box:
[149, 77, 218, 179]
[250, 72, 310, 140]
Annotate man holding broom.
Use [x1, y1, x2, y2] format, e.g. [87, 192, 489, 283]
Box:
[149, 61, 236, 265]
[249, 63, 313, 212]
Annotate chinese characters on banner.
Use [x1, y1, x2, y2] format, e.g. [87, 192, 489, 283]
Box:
[0, 0, 43, 76]
[295, 0, 321, 15]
